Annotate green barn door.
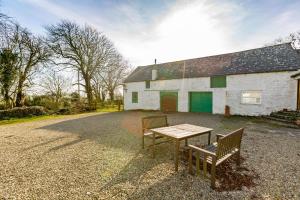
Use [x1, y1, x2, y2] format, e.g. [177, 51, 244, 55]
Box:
[189, 92, 213, 113]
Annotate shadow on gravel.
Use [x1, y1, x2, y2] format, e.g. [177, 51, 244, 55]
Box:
[36, 111, 255, 195]
[37, 111, 144, 151]
[37, 111, 249, 144]
[23, 136, 67, 150]
[98, 150, 171, 199]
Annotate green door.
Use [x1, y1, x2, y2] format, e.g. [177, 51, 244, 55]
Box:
[189, 92, 213, 113]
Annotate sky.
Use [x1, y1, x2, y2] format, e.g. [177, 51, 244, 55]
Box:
[1, 0, 300, 67]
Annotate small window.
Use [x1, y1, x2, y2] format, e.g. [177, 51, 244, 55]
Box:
[132, 92, 138, 103]
[210, 76, 226, 88]
[145, 80, 150, 89]
[241, 91, 261, 104]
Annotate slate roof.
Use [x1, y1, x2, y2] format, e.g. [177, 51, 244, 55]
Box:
[124, 43, 300, 83]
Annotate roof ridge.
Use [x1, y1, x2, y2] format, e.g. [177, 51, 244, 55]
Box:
[124, 42, 300, 83]
[138, 42, 292, 68]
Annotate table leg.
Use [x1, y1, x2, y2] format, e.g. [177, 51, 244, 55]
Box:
[185, 139, 188, 146]
[175, 140, 180, 171]
[208, 132, 211, 145]
[152, 132, 155, 158]
[171, 140, 175, 160]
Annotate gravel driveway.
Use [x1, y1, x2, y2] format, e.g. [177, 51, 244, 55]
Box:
[0, 111, 299, 200]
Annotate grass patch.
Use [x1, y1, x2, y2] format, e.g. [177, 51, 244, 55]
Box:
[0, 107, 123, 126]
[96, 105, 123, 112]
[0, 115, 67, 126]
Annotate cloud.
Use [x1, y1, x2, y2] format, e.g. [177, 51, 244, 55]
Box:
[19, 0, 300, 67]
[242, 1, 300, 49]
[19, 0, 111, 32]
[113, 0, 247, 66]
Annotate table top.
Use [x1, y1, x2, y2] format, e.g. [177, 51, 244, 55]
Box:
[151, 124, 213, 139]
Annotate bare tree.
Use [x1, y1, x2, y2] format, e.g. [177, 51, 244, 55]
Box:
[0, 21, 50, 107]
[92, 76, 107, 102]
[11, 25, 50, 106]
[265, 31, 300, 49]
[0, 48, 18, 108]
[40, 70, 70, 107]
[0, 12, 15, 56]
[46, 20, 116, 109]
[96, 54, 130, 101]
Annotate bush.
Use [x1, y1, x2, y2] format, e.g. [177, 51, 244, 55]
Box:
[0, 106, 47, 120]
[56, 108, 72, 115]
[26, 95, 58, 111]
[0, 103, 6, 110]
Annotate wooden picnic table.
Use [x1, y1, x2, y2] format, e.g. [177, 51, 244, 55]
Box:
[151, 124, 213, 171]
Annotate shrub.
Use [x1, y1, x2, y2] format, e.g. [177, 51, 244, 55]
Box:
[0, 103, 6, 110]
[56, 108, 71, 115]
[0, 106, 47, 120]
[26, 95, 58, 110]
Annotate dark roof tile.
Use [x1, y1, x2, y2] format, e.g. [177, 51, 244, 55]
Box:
[124, 43, 300, 83]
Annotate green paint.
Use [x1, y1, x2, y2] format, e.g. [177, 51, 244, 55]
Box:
[210, 76, 226, 88]
[160, 91, 178, 111]
[132, 92, 138, 103]
[189, 92, 213, 113]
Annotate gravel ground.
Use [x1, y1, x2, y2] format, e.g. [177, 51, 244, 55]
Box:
[0, 111, 299, 200]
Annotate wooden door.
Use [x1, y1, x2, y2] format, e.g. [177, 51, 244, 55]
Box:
[160, 92, 178, 112]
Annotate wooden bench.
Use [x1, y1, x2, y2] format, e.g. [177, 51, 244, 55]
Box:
[141, 115, 170, 149]
[188, 128, 244, 188]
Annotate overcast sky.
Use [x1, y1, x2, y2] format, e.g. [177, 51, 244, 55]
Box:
[2, 0, 300, 67]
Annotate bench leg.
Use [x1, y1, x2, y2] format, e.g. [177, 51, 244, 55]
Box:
[211, 158, 217, 189]
[152, 133, 155, 158]
[236, 150, 241, 166]
[170, 140, 174, 160]
[208, 132, 211, 145]
[142, 135, 145, 149]
[188, 149, 193, 174]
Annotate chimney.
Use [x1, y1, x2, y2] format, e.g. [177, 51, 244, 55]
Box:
[152, 69, 157, 80]
[151, 58, 158, 80]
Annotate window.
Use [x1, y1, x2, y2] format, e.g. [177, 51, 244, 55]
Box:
[145, 80, 150, 89]
[210, 76, 226, 88]
[241, 91, 262, 104]
[132, 92, 138, 103]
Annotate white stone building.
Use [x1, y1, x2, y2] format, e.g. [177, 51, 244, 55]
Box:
[123, 43, 300, 116]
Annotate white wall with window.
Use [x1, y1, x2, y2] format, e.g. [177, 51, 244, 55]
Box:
[226, 72, 297, 116]
[241, 91, 262, 105]
[124, 71, 297, 116]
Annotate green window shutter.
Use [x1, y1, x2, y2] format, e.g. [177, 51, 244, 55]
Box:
[145, 81, 150, 89]
[132, 92, 138, 103]
[210, 76, 226, 88]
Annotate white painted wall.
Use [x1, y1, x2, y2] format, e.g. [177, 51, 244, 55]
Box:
[124, 71, 297, 116]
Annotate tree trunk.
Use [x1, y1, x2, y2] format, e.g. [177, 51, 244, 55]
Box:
[84, 77, 94, 110]
[4, 88, 10, 109]
[101, 91, 106, 102]
[109, 90, 114, 101]
[15, 77, 25, 107]
[94, 88, 101, 102]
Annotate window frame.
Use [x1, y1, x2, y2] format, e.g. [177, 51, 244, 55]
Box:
[145, 80, 150, 89]
[132, 92, 138, 103]
[210, 76, 227, 88]
[240, 90, 262, 105]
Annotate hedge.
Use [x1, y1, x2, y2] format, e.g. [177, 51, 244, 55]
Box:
[0, 106, 47, 120]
